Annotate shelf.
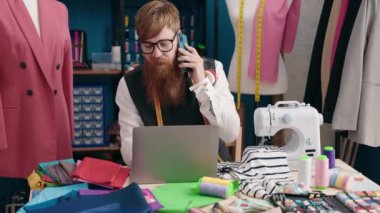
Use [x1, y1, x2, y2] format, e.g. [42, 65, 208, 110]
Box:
[74, 69, 122, 75]
[73, 146, 120, 152]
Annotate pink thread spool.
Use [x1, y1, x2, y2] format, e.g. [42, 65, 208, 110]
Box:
[329, 171, 354, 191]
[314, 155, 329, 189]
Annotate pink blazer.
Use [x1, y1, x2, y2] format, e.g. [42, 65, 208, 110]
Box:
[0, 0, 73, 178]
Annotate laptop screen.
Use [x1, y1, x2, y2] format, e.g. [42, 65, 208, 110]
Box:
[131, 125, 219, 184]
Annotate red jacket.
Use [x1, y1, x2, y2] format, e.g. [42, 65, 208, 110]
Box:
[0, 0, 73, 178]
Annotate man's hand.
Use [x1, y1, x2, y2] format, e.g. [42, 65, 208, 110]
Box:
[177, 44, 205, 84]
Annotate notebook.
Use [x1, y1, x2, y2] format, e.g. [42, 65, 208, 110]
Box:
[131, 125, 219, 184]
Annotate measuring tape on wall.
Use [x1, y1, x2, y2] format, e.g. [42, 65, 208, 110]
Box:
[255, 0, 265, 103]
[236, 0, 245, 109]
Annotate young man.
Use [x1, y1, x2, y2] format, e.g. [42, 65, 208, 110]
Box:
[116, 0, 240, 166]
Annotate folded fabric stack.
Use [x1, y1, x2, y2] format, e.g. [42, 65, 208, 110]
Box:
[27, 159, 77, 189]
[72, 157, 130, 189]
[39, 159, 77, 185]
[23, 157, 161, 212]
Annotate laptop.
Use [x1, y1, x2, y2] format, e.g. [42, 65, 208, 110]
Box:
[131, 125, 219, 184]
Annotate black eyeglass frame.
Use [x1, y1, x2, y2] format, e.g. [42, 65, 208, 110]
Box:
[138, 33, 177, 54]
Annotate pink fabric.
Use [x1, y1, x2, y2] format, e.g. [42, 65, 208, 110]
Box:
[0, 0, 73, 178]
[331, 0, 349, 70]
[72, 157, 129, 189]
[248, 0, 301, 83]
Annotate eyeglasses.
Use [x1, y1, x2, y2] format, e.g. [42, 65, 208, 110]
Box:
[138, 34, 177, 54]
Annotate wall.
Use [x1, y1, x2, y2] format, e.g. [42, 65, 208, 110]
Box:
[61, 0, 114, 60]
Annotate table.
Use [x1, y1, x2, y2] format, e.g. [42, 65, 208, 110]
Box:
[26, 159, 379, 212]
[140, 159, 379, 211]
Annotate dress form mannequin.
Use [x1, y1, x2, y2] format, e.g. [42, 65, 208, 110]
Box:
[23, 0, 40, 36]
[226, 0, 299, 95]
[1, 0, 73, 178]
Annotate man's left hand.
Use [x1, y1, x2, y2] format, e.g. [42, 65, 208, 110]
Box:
[177, 44, 205, 84]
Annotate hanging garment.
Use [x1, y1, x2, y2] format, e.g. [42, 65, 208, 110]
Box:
[333, 0, 380, 147]
[323, 0, 362, 123]
[304, 0, 334, 113]
[304, 0, 363, 123]
[320, 0, 342, 109]
[331, 0, 349, 70]
[0, 0, 73, 178]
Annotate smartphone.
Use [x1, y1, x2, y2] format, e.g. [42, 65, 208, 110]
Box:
[178, 33, 188, 50]
[177, 33, 191, 72]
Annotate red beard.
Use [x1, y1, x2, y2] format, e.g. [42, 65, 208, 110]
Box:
[143, 57, 185, 107]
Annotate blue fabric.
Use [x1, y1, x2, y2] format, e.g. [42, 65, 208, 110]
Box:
[24, 183, 152, 213]
[18, 183, 89, 213]
[24, 190, 79, 212]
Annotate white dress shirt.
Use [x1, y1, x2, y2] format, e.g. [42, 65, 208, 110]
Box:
[116, 60, 241, 166]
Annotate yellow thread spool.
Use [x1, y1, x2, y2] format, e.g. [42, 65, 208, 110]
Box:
[201, 176, 231, 186]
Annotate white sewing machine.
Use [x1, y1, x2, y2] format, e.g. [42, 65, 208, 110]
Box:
[254, 101, 323, 170]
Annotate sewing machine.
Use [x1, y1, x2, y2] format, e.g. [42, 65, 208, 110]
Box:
[254, 101, 323, 170]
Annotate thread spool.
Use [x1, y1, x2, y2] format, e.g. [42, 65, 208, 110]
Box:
[197, 176, 238, 198]
[314, 155, 329, 189]
[329, 171, 353, 191]
[298, 155, 312, 188]
[201, 176, 230, 186]
[323, 146, 335, 168]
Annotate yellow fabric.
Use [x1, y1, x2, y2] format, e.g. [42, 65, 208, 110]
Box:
[27, 170, 45, 190]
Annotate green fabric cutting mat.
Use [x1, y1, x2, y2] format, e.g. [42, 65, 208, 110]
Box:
[152, 182, 222, 212]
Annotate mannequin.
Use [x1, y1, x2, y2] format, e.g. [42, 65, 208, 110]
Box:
[23, 0, 40, 36]
[0, 0, 73, 178]
[226, 0, 300, 96]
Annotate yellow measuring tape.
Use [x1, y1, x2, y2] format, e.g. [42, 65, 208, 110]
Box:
[255, 0, 265, 103]
[236, 0, 245, 109]
[153, 94, 164, 127]
[154, 93, 209, 127]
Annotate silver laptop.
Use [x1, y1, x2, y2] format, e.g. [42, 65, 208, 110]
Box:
[131, 125, 219, 184]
